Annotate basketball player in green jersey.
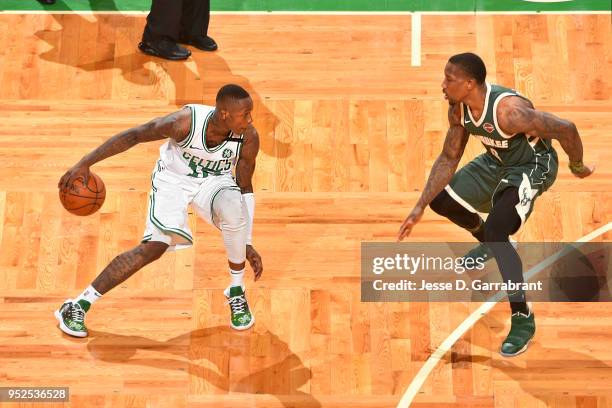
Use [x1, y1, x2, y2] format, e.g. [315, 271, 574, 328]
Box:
[398, 53, 593, 357]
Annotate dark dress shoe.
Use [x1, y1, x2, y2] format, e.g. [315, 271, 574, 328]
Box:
[180, 36, 218, 52]
[138, 38, 191, 60]
[37, 0, 56, 4]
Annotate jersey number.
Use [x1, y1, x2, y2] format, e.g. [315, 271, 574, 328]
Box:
[489, 147, 502, 162]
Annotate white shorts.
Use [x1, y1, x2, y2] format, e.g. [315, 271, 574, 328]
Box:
[142, 160, 241, 251]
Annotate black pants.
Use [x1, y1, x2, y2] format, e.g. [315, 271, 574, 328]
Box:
[143, 0, 211, 42]
[430, 187, 528, 312]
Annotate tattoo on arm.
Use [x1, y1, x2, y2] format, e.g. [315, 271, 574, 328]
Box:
[79, 109, 190, 167]
[78, 129, 141, 167]
[235, 127, 260, 194]
[505, 104, 583, 162]
[506, 107, 567, 137]
[416, 125, 468, 209]
[414, 104, 469, 209]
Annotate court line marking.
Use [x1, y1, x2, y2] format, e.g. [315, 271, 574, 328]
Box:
[8, 8, 602, 69]
[410, 13, 421, 67]
[0, 10, 609, 15]
[396, 221, 612, 408]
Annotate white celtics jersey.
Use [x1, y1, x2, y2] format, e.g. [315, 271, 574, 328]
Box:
[158, 104, 243, 179]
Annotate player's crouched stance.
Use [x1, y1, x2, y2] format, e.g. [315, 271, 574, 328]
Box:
[55, 84, 263, 337]
[398, 53, 593, 357]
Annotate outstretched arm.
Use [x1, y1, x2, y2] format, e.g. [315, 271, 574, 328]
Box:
[235, 125, 263, 280]
[398, 104, 470, 241]
[58, 108, 192, 189]
[497, 97, 593, 178]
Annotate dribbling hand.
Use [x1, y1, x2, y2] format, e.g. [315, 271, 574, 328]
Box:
[397, 206, 425, 242]
[246, 245, 263, 281]
[58, 164, 90, 191]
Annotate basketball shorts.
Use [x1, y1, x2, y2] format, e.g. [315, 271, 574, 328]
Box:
[142, 160, 241, 251]
[445, 151, 558, 227]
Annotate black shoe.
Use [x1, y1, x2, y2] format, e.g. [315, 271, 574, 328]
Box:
[138, 38, 191, 60]
[38, 0, 56, 4]
[180, 35, 218, 52]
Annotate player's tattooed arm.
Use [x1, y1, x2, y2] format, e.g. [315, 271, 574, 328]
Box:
[398, 104, 469, 240]
[59, 108, 192, 189]
[415, 104, 469, 209]
[497, 97, 593, 178]
[234, 125, 263, 279]
[77, 108, 192, 167]
[235, 125, 260, 194]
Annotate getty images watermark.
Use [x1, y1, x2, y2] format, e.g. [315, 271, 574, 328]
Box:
[371, 253, 541, 292]
[361, 242, 610, 302]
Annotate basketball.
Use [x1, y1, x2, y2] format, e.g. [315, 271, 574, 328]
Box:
[59, 172, 106, 216]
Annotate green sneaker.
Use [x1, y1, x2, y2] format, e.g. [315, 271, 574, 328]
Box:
[224, 285, 255, 331]
[462, 243, 494, 265]
[500, 310, 535, 357]
[54, 299, 88, 338]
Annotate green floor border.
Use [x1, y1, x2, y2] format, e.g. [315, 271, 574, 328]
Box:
[0, 0, 610, 12]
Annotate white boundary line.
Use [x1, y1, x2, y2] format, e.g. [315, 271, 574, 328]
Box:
[396, 221, 612, 408]
[410, 13, 422, 67]
[7, 7, 603, 69]
[0, 10, 609, 15]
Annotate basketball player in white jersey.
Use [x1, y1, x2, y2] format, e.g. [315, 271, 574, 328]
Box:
[55, 84, 263, 337]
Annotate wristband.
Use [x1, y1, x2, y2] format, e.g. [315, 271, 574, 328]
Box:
[568, 160, 586, 174]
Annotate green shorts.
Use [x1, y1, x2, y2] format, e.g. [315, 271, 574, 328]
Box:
[446, 152, 558, 226]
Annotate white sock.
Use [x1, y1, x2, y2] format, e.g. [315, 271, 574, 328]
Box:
[75, 285, 102, 311]
[230, 268, 245, 288]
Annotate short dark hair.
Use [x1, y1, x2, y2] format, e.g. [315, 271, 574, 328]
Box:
[448, 53, 487, 84]
[216, 84, 250, 104]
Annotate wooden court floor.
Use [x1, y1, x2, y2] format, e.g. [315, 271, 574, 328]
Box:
[0, 13, 611, 408]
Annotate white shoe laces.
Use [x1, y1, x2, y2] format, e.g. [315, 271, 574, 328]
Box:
[227, 295, 247, 315]
[511, 309, 531, 318]
[70, 303, 85, 323]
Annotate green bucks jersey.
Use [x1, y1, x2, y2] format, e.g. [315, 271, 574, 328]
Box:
[460, 83, 556, 166]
